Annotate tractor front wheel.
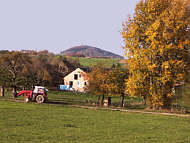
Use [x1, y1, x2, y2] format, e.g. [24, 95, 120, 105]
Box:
[36, 95, 45, 103]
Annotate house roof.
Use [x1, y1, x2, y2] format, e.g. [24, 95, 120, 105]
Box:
[79, 67, 91, 72]
[64, 67, 88, 79]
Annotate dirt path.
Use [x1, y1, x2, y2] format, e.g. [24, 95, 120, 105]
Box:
[71, 105, 190, 118]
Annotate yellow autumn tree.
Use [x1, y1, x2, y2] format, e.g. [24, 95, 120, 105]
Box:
[87, 64, 128, 106]
[87, 64, 107, 106]
[122, 0, 190, 108]
[106, 65, 128, 107]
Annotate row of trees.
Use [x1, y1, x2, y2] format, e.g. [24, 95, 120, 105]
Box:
[0, 51, 80, 97]
[122, 0, 190, 109]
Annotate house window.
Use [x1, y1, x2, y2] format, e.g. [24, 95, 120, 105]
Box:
[74, 74, 78, 80]
[84, 82, 87, 86]
[79, 74, 81, 78]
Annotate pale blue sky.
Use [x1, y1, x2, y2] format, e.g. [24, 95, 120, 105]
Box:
[0, 0, 138, 56]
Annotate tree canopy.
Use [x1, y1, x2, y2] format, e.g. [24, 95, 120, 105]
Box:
[122, 0, 190, 108]
[0, 51, 82, 94]
[87, 64, 128, 106]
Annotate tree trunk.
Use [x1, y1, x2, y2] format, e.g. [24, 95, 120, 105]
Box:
[101, 95, 105, 106]
[143, 96, 146, 105]
[12, 76, 17, 98]
[97, 95, 101, 106]
[12, 86, 17, 98]
[163, 94, 172, 109]
[32, 84, 35, 90]
[120, 95, 125, 107]
[0, 86, 5, 97]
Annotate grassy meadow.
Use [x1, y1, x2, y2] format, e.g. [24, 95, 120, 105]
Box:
[0, 91, 190, 143]
[70, 57, 121, 68]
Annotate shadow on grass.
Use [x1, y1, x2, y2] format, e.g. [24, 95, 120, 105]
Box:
[45, 101, 70, 105]
[125, 105, 146, 110]
[45, 99, 86, 106]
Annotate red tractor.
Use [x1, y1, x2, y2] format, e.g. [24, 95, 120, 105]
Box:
[15, 86, 48, 103]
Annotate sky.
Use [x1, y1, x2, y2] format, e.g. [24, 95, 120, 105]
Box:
[0, 0, 139, 56]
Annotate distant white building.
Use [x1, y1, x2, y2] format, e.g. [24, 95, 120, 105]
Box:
[63, 68, 89, 92]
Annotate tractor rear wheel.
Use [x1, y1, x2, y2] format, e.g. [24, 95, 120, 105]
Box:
[36, 95, 45, 103]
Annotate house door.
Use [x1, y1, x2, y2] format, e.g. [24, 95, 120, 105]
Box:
[69, 81, 73, 88]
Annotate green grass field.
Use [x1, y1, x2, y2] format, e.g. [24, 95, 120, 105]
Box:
[71, 57, 121, 68]
[0, 91, 190, 143]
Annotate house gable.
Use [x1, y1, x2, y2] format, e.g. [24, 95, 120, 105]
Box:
[63, 68, 88, 92]
[64, 68, 87, 81]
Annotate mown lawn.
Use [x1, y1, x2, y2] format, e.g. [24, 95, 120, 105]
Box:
[0, 98, 190, 143]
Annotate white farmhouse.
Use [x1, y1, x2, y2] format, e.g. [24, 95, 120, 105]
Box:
[63, 68, 89, 92]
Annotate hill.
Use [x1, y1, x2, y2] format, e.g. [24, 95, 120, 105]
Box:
[61, 45, 124, 59]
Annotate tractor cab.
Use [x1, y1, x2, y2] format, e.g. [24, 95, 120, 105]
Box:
[33, 86, 48, 94]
